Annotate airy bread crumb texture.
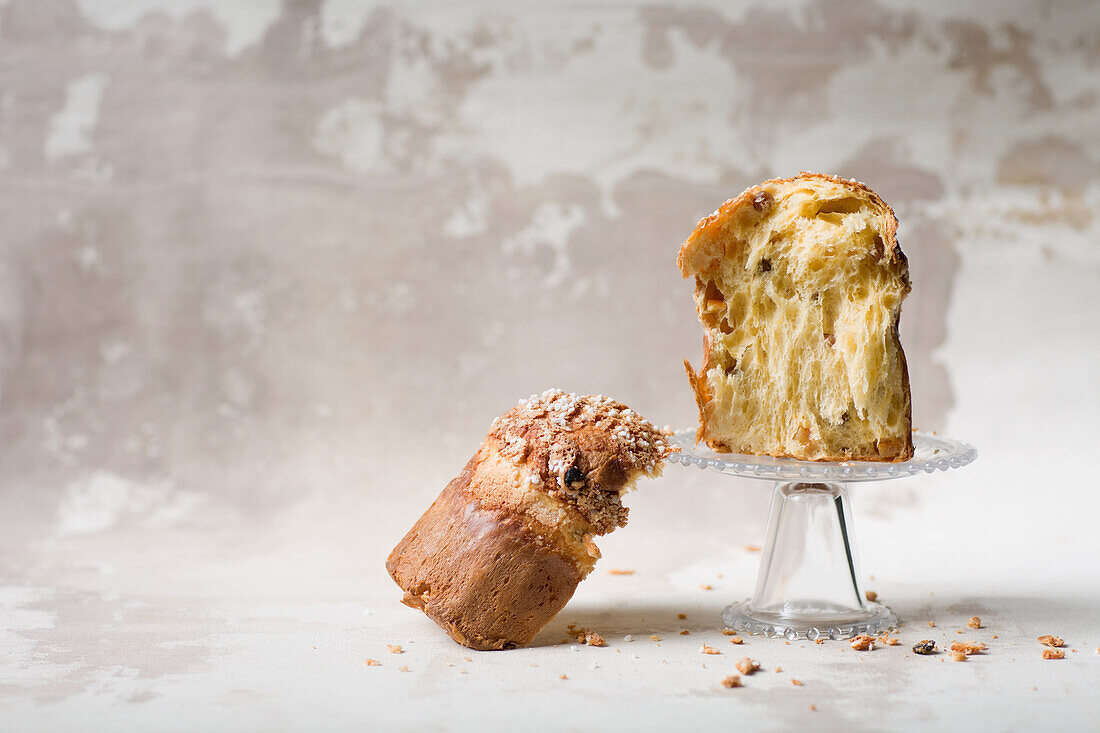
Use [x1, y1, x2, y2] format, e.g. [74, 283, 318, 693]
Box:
[678, 173, 913, 461]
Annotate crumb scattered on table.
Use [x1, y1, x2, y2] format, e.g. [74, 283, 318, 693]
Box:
[865, 590, 878, 602]
[700, 645, 720, 655]
[729, 636, 744, 645]
[913, 640, 936, 655]
[878, 635, 900, 646]
[398, 665, 410, 672]
[721, 675, 742, 688]
[700, 584, 713, 591]
[607, 569, 635, 575]
[649, 634, 661, 642]
[968, 616, 982, 629]
[559, 674, 568, 680]
[735, 657, 761, 675]
[950, 651, 967, 662]
[773, 666, 782, 672]
[743, 545, 761, 552]
[850, 635, 875, 651]
[721, 628, 736, 636]
[928, 621, 936, 628]
[677, 613, 687, 620]
[950, 641, 986, 655]
[1042, 648, 1065, 660]
[386, 644, 404, 654]
[567, 624, 607, 647]
[1037, 635, 1064, 648]
[365, 659, 381, 666]
[791, 679, 803, 686]
[680, 630, 691, 635]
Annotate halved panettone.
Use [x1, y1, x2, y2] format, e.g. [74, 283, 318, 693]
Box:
[678, 173, 913, 462]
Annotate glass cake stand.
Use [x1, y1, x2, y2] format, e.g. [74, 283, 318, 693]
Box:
[667, 431, 977, 640]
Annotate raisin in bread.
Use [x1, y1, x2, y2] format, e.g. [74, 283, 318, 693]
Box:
[677, 173, 913, 462]
[386, 390, 674, 650]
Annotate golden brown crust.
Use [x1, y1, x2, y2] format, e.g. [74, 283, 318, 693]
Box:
[678, 172, 907, 284]
[678, 172, 913, 462]
[386, 458, 584, 651]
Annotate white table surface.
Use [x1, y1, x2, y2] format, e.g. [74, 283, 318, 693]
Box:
[3, 451, 1099, 732]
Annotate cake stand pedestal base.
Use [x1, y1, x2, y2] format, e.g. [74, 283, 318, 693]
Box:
[668, 430, 977, 641]
[720, 481, 897, 640]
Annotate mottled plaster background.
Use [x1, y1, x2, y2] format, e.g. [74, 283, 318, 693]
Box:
[1, 1, 1099, 730]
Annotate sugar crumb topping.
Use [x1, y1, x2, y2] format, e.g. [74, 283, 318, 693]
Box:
[487, 389, 675, 533]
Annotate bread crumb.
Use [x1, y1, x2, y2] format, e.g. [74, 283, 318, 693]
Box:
[967, 616, 981, 629]
[559, 674, 568, 680]
[850, 635, 874, 651]
[365, 658, 381, 666]
[728, 636, 744, 645]
[607, 568, 635, 575]
[700, 645, 720, 655]
[624, 634, 633, 642]
[1042, 648, 1065, 660]
[721, 675, 742, 688]
[865, 590, 878, 602]
[878, 635, 900, 646]
[912, 640, 936, 655]
[458, 669, 468, 675]
[928, 621, 936, 627]
[813, 639, 824, 645]
[721, 628, 736, 636]
[735, 657, 761, 675]
[398, 665, 410, 672]
[386, 644, 404, 654]
[1037, 635, 1064, 648]
[950, 651, 967, 662]
[950, 641, 986, 655]
[677, 613, 687, 620]
[773, 666, 782, 673]
[567, 626, 607, 647]
[649, 634, 661, 642]
[680, 630, 691, 635]
[810, 705, 817, 712]
[583, 631, 606, 647]
[791, 679, 803, 686]
[743, 544, 761, 552]
[464, 656, 472, 662]
[700, 584, 713, 591]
